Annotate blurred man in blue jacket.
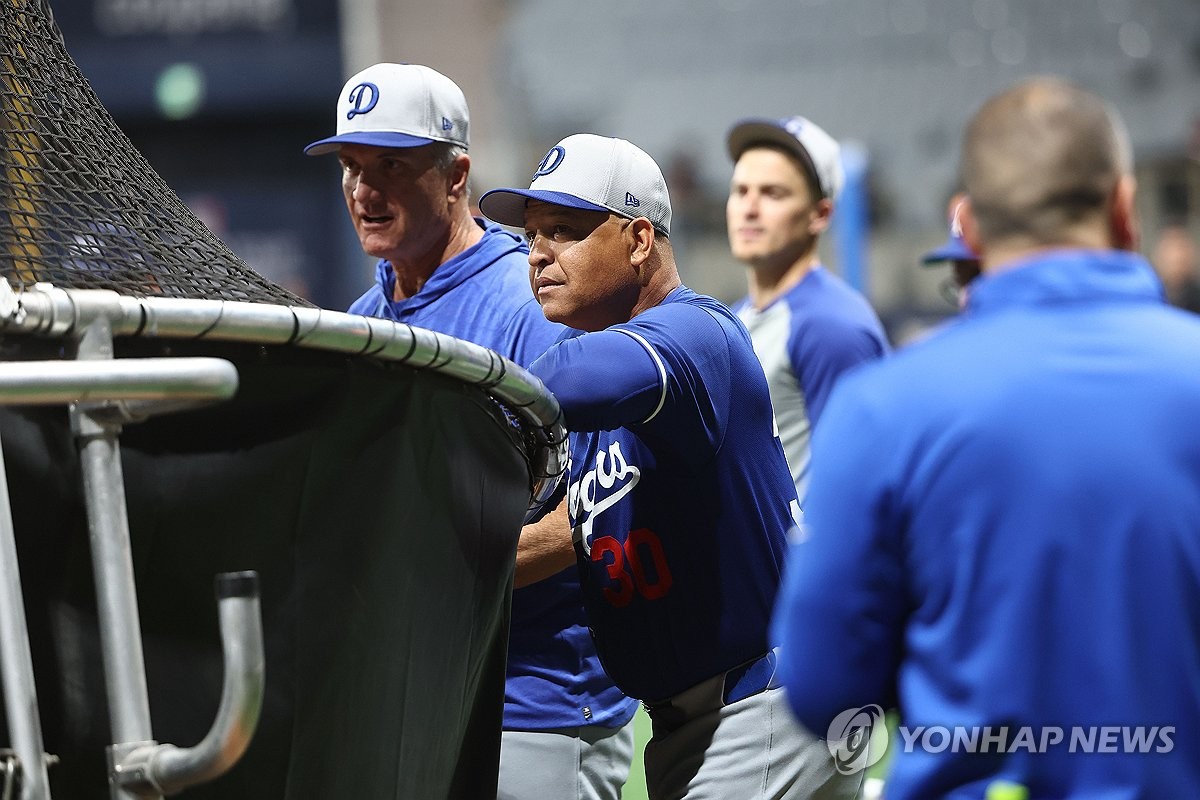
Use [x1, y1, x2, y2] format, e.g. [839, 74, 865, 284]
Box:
[772, 76, 1200, 799]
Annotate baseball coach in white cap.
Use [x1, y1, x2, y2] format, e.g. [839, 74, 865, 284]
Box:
[306, 70, 639, 800]
[481, 135, 855, 799]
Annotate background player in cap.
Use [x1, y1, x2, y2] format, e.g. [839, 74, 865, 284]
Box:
[922, 193, 981, 309]
[772, 76, 1200, 798]
[481, 134, 857, 799]
[306, 63, 636, 800]
[725, 115, 889, 505]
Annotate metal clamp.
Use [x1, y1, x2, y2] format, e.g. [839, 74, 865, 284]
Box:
[1, 751, 17, 800]
[0, 751, 59, 800]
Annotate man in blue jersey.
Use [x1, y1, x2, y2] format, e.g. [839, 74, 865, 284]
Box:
[305, 63, 635, 800]
[725, 115, 889, 503]
[772, 76, 1200, 798]
[480, 134, 856, 799]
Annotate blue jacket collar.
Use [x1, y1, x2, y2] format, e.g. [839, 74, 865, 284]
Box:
[966, 248, 1164, 315]
[375, 219, 525, 312]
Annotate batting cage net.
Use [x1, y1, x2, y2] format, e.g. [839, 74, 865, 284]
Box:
[0, 2, 565, 798]
[0, 0, 311, 305]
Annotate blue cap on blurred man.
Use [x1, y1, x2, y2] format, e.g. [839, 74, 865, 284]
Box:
[921, 199, 978, 265]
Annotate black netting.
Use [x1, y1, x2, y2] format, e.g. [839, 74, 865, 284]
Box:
[0, 0, 313, 306]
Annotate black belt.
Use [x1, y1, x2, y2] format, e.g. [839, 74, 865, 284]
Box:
[642, 649, 779, 737]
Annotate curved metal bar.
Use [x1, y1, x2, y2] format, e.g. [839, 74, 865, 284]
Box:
[1, 283, 566, 516]
[6, 283, 561, 428]
[114, 573, 264, 797]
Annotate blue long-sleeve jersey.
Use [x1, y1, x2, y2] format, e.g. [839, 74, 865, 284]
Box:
[531, 285, 800, 701]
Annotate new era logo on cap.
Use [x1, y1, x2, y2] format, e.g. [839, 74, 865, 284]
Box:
[304, 63, 470, 156]
[478, 134, 672, 236]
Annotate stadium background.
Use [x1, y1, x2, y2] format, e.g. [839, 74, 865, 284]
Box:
[50, 1, 1200, 796]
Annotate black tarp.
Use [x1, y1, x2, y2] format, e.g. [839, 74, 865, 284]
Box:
[1, 337, 531, 798]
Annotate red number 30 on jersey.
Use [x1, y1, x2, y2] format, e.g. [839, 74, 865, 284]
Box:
[591, 527, 673, 607]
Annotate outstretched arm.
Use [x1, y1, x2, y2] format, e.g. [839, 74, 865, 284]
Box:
[530, 328, 665, 431]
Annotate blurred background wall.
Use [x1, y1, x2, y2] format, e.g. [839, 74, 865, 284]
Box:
[54, 0, 1200, 343]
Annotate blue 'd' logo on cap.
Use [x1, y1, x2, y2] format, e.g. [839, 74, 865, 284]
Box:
[534, 146, 566, 178]
[346, 82, 379, 120]
[783, 116, 806, 135]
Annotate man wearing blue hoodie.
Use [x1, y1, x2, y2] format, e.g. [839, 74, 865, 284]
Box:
[772, 76, 1200, 798]
[306, 63, 635, 800]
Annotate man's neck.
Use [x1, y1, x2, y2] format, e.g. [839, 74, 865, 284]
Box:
[391, 216, 484, 301]
[980, 228, 1118, 277]
[746, 250, 820, 309]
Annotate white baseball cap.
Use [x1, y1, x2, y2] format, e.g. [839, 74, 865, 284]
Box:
[304, 63, 469, 156]
[478, 134, 672, 236]
[726, 116, 844, 201]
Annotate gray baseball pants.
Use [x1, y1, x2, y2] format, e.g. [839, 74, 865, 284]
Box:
[497, 720, 636, 800]
[643, 687, 862, 800]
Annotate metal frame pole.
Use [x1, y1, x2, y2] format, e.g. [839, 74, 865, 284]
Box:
[70, 318, 158, 800]
[74, 418, 159, 800]
[0, 433, 51, 799]
[75, 414, 154, 749]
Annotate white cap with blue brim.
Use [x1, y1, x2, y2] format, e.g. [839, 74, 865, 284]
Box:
[479, 134, 672, 236]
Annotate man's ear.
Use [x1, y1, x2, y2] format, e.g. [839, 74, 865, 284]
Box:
[809, 197, 834, 235]
[448, 154, 471, 204]
[1109, 174, 1140, 253]
[628, 217, 656, 269]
